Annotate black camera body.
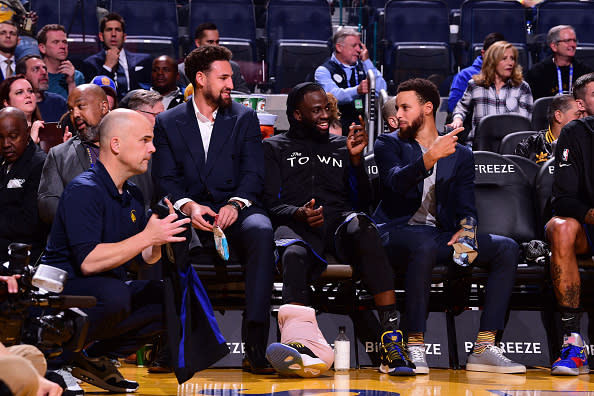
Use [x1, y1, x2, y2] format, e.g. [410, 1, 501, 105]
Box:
[0, 243, 96, 358]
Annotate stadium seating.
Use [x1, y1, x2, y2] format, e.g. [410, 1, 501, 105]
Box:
[534, 157, 555, 234]
[531, 96, 553, 132]
[474, 114, 532, 153]
[499, 130, 537, 155]
[504, 154, 540, 185]
[383, 0, 450, 95]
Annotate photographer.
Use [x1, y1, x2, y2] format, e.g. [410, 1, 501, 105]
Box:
[0, 275, 62, 396]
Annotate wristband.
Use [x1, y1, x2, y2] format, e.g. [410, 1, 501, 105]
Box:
[227, 200, 242, 212]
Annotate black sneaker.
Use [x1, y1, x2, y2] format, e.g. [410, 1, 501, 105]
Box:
[266, 342, 328, 377]
[46, 367, 84, 396]
[71, 354, 139, 393]
[379, 330, 416, 376]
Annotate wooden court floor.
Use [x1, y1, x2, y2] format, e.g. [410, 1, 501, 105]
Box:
[81, 365, 594, 396]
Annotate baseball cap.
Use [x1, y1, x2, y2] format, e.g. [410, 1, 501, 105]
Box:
[91, 75, 117, 98]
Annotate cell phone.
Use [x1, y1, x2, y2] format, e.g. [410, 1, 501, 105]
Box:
[38, 122, 63, 153]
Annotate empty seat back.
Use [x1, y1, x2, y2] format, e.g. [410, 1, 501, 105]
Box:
[474, 114, 532, 152]
[531, 96, 553, 132]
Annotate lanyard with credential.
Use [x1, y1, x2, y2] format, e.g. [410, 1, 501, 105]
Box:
[556, 63, 573, 95]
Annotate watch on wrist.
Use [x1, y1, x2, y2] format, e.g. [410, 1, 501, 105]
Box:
[227, 200, 242, 212]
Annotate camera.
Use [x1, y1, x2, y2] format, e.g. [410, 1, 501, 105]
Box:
[0, 243, 96, 358]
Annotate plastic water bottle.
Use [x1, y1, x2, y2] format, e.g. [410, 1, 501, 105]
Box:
[334, 326, 350, 371]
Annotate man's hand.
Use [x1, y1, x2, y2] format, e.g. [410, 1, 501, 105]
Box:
[356, 79, 369, 95]
[37, 375, 62, 396]
[62, 126, 72, 143]
[347, 115, 368, 166]
[181, 201, 217, 231]
[144, 209, 190, 246]
[0, 275, 20, 293]
[216, 203, 240, 230]
[104, 48, 120, 70]
[294, 199, 324, 228]
[58, 61, 75, 83]
[447, 229, 464, 246]
[359, 43, 370, 61]
[424, 127, 464, 169]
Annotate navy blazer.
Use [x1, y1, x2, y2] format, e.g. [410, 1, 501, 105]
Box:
[152, 100, 264, 211]
[373, 131, 477, 232]
[81, 49, 152, 96]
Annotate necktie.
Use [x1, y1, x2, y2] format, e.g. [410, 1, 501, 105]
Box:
[4, 59, 12, 78]
[349, 67, 357, 88]
[115, 62, 128, 94]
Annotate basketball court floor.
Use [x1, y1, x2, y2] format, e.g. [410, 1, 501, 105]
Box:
[82, 366, 594, 395]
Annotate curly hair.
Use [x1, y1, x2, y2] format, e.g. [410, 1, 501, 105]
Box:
[184, 45, 232, 89]
[473, 41, 523, 88]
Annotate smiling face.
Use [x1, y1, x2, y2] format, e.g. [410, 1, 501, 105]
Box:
[551, 28, 577, 60]
[294, 89, 330, 135]
[3, 78, 35, 116]
[197, 60, 233, 109]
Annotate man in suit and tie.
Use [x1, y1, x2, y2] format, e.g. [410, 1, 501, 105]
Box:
[81, 12, 152, 100]
[0, 20, 18, 83]
[0, 107, 47, 262]
[152, 45, 275, 374]
[373, 78, 524, 374]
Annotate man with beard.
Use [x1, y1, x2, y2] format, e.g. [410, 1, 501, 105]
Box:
[373, 78, 523, 374]
[0, 20, 17, 83]
[38, 84, 153, 224]
[151, 55, 184, 110]
[16, 55, 67, 122]
[262, 83, 415, 377]
[152, 45, 276, 374]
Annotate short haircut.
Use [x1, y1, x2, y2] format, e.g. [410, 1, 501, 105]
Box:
[100, 12, 126, 33]
[333, 27, 360, 48]
[285, 82, 325, 121]
[37, 24, 66, 45]
[396, 78, 440, 117]
[195, 22, 218, 40]
[547, 25, 575, 47]
[15, 55, 42, 75]
[483, 32, 505, 53]
[573, 72, 594, 101]
[547, 94, 576, 125]
[184, 45, 232, 88]
[382, 96, 397, 122]
[0, 20, 17, 29]
[123, 90, 163, 110]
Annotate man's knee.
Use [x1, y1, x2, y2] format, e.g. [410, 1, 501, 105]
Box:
[547, 217, 582, 250]
[242, 213, 274, 240]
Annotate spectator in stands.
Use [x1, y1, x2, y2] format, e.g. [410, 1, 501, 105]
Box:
[315, 27, 386, 136]
[450, 41, 533, 147]
[41, 109, 190, 393]
[263, 82, 415, 377]
[526, 25, 592, 100]
[17, 54, 67, 122]
[0, 107, 47, 263]
[151, 55, 184, 110]
[0, 75, 44, 144]
[37, 24, 85, 100]
[0, 20, 18, 83]
[448, 32, 504, 113]
[91, 75, 118, 110]
[382, 96, 397, 132]
[374, 78, 525, 374]
[178, 22, 250, 94]
[152, 45, 275, 375]
[326, 92, 342, 136]
[545, 72, 594, 376]
[81, 12, 152, 100]
[515, 94, 580, 164]
[120, 89, 164, 126]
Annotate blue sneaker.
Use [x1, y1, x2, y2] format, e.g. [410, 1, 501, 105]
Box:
[551, 333, 590, 376]
[379, 330, 416, 376]
[266, 342, 328, 377]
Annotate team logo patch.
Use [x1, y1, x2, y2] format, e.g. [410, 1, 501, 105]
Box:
[562, 148, 569, 162]
[130, 209, 137, 223]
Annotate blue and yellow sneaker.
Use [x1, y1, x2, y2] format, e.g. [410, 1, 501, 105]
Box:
[379, 330, 416, 376]
[551, 333, 590, 376]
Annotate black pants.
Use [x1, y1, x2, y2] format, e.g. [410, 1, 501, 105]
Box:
[282, 214, 394, 305]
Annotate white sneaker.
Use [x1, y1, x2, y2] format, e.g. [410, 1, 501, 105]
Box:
[466, 345, 526, 374]
[408, 344, 429, 374]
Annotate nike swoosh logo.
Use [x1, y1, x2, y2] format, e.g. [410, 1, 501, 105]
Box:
[388, 317, 398, 322]
[561, 317, 575, 321]
[559, 163, 572, 167]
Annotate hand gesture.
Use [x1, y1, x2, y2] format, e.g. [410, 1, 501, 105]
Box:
[356, 79, 369, 95]
[0, 275, 20, 293]
[347, 115, 368, 165]
[359, 43, 370, 61]
[30, 120, 44, 144]
[58, 60, 75, 83]
[62, 126, 72, 143]
[145, 198, 190, 245]
[182, 201, 217, 231]
[104, 48, 120, 70]
[449, 118, 463, 130]
[428, 127, 464, 161]
[216, 202, 240, 230]
[294, 198, 324, 228]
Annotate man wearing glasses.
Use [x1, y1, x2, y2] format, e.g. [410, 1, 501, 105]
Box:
[526, 25, 593, 100]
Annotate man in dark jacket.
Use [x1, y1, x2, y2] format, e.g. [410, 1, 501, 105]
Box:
[262, 82, 415, 378]
[0, 107, 47, 262]
[545, 72, 594, 376]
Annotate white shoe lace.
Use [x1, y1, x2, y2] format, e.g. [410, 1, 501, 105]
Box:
[486, 345, 512, 362]
[408, 346, 426, 363]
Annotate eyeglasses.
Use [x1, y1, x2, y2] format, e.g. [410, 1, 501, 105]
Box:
[556, 38, 578, 44]
[137, 109, 160, 117]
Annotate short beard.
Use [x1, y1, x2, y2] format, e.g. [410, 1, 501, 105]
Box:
[0, 43, 16, 54]
[397, 113, 424, 141]
[204, 88, 232, 109]
[79, 125, 100, 143]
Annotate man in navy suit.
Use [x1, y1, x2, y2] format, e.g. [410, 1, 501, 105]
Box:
[0, 20, 18, 83]
[374, 78, 523, 374]
[152, 45, 275, 374]
[81, 12, 152, 100]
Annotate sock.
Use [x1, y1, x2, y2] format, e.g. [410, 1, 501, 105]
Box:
[408, 332, 424, 347]
[559, 306, 581, 338]
[378, 304, 400, 332]
[473, 330, 496, 354]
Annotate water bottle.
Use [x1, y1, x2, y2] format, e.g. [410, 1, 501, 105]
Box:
[334, 326, 350, 371]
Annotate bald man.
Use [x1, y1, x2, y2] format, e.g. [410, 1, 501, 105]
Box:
[38, 84, 153, 224]
[151, 55, 184, 109]
[41, 109, 190, 393]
